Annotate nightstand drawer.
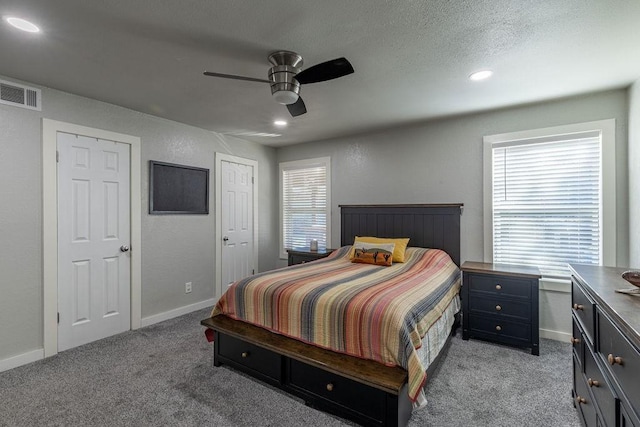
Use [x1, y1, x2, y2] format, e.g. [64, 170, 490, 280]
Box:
[289, 253, 317, 265]
[217, 333, 282, 382]
[287, 248, 334, 266]
[468, 314, 531, 344]
[467, 294, 531, 321]
[467, 274, 532, 299]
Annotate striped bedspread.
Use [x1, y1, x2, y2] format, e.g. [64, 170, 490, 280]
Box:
[211, 245, 461, 401]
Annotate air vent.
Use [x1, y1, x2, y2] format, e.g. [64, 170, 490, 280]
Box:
[0, 79, 41, 111]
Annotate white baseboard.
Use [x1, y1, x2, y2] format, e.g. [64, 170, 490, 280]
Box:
[0, 300, 216, 372]
[140, 298, 216, 328]
[540, 328, 571, 342]
[0, 349, 44, 373]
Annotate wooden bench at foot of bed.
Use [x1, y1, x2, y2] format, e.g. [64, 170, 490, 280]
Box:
[201, 314, 412, 427]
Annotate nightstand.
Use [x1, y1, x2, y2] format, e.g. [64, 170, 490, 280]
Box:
[287, 248, 334, 266]
[461, 261, 541, 355]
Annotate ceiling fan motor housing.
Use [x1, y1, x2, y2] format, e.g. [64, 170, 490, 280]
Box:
[268, 51, 303, 105]
[268, 65, 300, 104]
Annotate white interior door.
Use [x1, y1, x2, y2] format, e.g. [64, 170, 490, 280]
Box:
[221, 159, 254, 290]
[57, 132, 131, 351]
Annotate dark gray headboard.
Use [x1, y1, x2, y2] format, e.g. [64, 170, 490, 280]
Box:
[340, 204, 463, 266]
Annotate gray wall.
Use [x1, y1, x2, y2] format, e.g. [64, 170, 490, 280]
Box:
[0, 75, 632, 363]
[277, 89, 630, 268]
[0, 76, 278, 361]
[629, 80, 640, 268]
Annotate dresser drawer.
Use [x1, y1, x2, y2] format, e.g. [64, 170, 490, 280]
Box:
[621, 401, 640, 427]
[467, 274, 532, 299]
[468, 294, 531, 321]
[217, 333, 282, 382]
[468, 314, 531, 345]
[288, 359, 386, 422]
[572, 317, 585, 367]
[574, 355, 599, 427]
[572, 279, 596, 346]
[597, 308, 640, 416]
[584, 341, 616, 427]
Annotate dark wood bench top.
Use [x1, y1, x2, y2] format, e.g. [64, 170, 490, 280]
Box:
[201, 315, 408, 395]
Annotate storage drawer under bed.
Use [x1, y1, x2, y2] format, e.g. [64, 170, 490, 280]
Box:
[216, 332, 283, 383]
[287, 358, 387, 425]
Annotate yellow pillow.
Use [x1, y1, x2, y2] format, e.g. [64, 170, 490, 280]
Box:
[350, 236, 410, 263]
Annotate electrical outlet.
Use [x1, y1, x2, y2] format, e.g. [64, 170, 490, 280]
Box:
[185, 282, 192, 294]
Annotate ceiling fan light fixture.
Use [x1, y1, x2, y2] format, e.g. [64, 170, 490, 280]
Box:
[269, 63, 301, 105]
[273, 90, 299, 105]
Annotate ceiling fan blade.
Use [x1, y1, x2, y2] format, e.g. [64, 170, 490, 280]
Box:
[203, 71, 270, 84]
[294, 57, 354, 84]
[287, 97, 307, 117]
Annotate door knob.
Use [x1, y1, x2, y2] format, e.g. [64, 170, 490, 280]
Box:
[120, 245, 130, 252]
[223, 236, 229, 242]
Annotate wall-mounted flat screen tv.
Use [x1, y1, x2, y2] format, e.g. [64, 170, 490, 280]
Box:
[149, 161, 209, 214]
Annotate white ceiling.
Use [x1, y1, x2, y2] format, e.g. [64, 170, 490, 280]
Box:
[1, 1, 639, 146]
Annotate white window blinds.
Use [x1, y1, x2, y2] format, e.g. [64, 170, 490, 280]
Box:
[492, 135, 601, 276]
[280, 158, 330, 257]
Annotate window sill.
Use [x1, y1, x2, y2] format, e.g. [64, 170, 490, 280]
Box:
[539, 277, 571, 293]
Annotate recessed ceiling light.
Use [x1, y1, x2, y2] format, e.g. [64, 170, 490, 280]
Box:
[469, 70, 493, 81]
[5, 16, 41, 33]
[274, 120, 288, 127]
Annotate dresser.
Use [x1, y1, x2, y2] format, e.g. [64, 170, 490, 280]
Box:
[461, 261, 541, 355]
[287, 247, 334, 266]
[570, 264, 640, 427]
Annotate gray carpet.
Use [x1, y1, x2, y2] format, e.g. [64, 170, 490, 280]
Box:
[0, 308, 580, 427]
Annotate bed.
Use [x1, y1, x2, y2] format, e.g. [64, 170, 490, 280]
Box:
[201, 204, 463, 427]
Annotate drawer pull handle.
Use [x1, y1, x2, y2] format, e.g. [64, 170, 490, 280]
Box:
[576, 396, 587, 405]
[573, 303, 584, 311]
[241, 352, 249, 358]
[570, 337, 580, 345]
[495, 284, 502, 290]
[495, 325, 502, 331]
[326, 383, 334, 392]
[495, 305, 502, 311]
[607, 354, 623, 365]
[587, 378, 600, 388]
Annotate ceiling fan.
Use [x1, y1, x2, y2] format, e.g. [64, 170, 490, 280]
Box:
[204, 51, 354, 117]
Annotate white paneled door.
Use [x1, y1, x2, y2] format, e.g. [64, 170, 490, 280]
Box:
[221, 160, 254, 292]
[57, 132, 131, 351]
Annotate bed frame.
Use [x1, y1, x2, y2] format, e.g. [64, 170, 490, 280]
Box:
[201, 204, 463, 427]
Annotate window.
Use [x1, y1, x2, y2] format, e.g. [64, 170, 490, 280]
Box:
[483, 120, 616, 277]
[280, 157, 331, 258]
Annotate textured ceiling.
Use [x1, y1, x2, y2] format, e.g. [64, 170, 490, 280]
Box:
[1, 1, 639, 146]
